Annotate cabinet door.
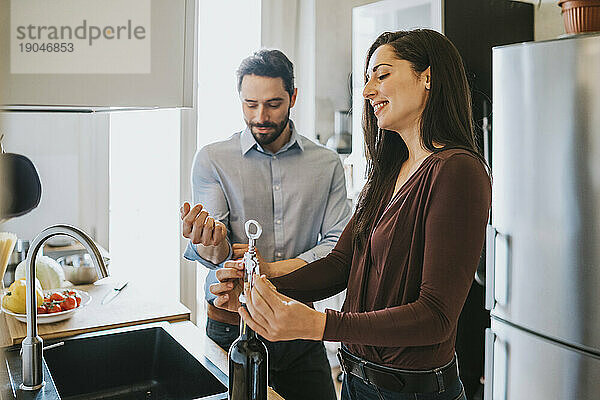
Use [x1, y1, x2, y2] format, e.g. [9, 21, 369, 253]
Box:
[349, 0, 442, 196]
[0, 0, 196, 109]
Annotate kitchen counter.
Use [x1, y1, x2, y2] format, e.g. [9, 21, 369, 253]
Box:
[0, 278, 190, 346]
[0, 312, 11, 348]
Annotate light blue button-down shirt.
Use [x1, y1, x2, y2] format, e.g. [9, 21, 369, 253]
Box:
[184, 121, 352, 302]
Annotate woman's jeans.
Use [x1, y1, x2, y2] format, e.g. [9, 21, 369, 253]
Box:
[341, 372, 467, 400]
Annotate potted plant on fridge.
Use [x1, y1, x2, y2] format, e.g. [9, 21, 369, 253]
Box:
[558, 0, 600, 34]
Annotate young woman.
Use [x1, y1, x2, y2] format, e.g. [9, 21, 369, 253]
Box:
[212, 29, 491, 400]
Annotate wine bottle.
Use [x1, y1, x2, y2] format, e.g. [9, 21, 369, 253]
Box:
[228, 308, 268, 400]
[228, 219, 268, 400]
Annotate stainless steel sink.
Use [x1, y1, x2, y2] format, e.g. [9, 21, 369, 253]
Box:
[2, 323, 228, 400]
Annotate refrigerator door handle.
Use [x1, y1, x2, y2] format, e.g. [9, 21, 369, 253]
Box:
[485, 327, 508, 400]
[484, 328, 495, 400]
[486, 225, 510, 309]
[485, 225, 497, 310]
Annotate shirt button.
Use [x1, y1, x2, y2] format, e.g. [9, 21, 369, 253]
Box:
[276, 252, 283, 257]
[274, 185, 280, 191]
[276, 219, 281, 225]
[273, 155, 278, 160]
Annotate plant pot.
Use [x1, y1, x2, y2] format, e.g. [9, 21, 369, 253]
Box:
[558, 0, 600, 34]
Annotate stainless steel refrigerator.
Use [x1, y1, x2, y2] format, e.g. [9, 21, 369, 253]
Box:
[485, 33, 600, 399]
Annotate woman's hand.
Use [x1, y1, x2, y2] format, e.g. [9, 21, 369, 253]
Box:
[239, 275, 327, 342]
[210, 260, 244, 312]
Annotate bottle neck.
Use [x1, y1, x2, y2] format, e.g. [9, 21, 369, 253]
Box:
[239, 305, 257, 340]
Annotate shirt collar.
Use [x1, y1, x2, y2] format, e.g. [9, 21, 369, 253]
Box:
[240, 120, 304, 156]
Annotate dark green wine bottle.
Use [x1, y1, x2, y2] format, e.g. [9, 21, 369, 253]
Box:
[228, 307, 268, 400]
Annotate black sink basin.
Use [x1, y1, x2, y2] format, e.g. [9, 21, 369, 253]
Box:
[42, 324, 227, 400]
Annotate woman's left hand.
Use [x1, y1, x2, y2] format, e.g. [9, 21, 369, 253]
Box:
[239, 275, 327, 342]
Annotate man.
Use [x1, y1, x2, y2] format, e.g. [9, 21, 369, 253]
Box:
[180, 49, 350, 400]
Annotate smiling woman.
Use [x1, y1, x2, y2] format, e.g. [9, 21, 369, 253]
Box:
[213, 29, 491, 400]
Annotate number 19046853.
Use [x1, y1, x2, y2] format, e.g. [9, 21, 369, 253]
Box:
[19, 42, 74, 52]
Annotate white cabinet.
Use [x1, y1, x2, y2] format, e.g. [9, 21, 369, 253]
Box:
[0, 0, 196, 109]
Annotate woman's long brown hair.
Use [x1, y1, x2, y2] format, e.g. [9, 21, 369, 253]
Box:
[353, 29, 488, 250]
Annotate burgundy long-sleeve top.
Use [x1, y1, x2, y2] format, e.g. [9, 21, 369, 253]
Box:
[272, 148, 491, 370]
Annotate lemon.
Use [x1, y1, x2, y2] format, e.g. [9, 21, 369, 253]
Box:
[2, 278, 44, 314]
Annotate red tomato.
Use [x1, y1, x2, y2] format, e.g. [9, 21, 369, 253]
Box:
[47, 303, 62, 313]
[62, 289, 76, 297]
[49, 293, 65, 302]
[62, 296, 77, 310]
[74, 294, 82, 307]
[37, 305, 47, 314]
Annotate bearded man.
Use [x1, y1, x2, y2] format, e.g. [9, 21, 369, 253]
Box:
[180, 49, 350, 400]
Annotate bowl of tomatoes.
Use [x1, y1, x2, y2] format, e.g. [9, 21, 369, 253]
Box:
[2, 288, 91, 324]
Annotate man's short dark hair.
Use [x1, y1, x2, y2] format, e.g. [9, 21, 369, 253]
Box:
[237, 49, 295, 99]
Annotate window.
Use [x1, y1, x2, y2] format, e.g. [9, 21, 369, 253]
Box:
[109, 110, 181, 297]
[197, 0, 261, 148]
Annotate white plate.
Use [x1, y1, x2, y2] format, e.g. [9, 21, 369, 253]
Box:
[1, 289, 91, 324]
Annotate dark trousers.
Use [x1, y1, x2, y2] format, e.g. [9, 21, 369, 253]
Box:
[341, 373, 467, 400]
[207, 317, 337, 400]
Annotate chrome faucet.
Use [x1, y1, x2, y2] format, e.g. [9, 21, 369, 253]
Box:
[20, 224, 109, 390]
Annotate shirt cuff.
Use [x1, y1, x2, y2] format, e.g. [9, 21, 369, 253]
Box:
[183, 240, 232, 270]
[297, 242, 336, 263]
[297, 249, 319, 264]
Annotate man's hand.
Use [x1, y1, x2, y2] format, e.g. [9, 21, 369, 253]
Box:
[210, 260, 245, 312]
[239, 275, 327, 342]
[180, 202, 227, 246]
[232, 244, 269, 273]
[232, 244, 307, 278]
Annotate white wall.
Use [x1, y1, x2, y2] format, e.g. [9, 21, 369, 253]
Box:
[533, 2, 565, 41]
[511, 1, 564, 40]
[0, 112, 109, 247]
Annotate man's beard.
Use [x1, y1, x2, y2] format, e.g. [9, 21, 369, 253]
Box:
[247, 109, 290, 146]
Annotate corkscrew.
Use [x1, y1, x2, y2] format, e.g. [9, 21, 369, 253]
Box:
[239, 219, 262, 304]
